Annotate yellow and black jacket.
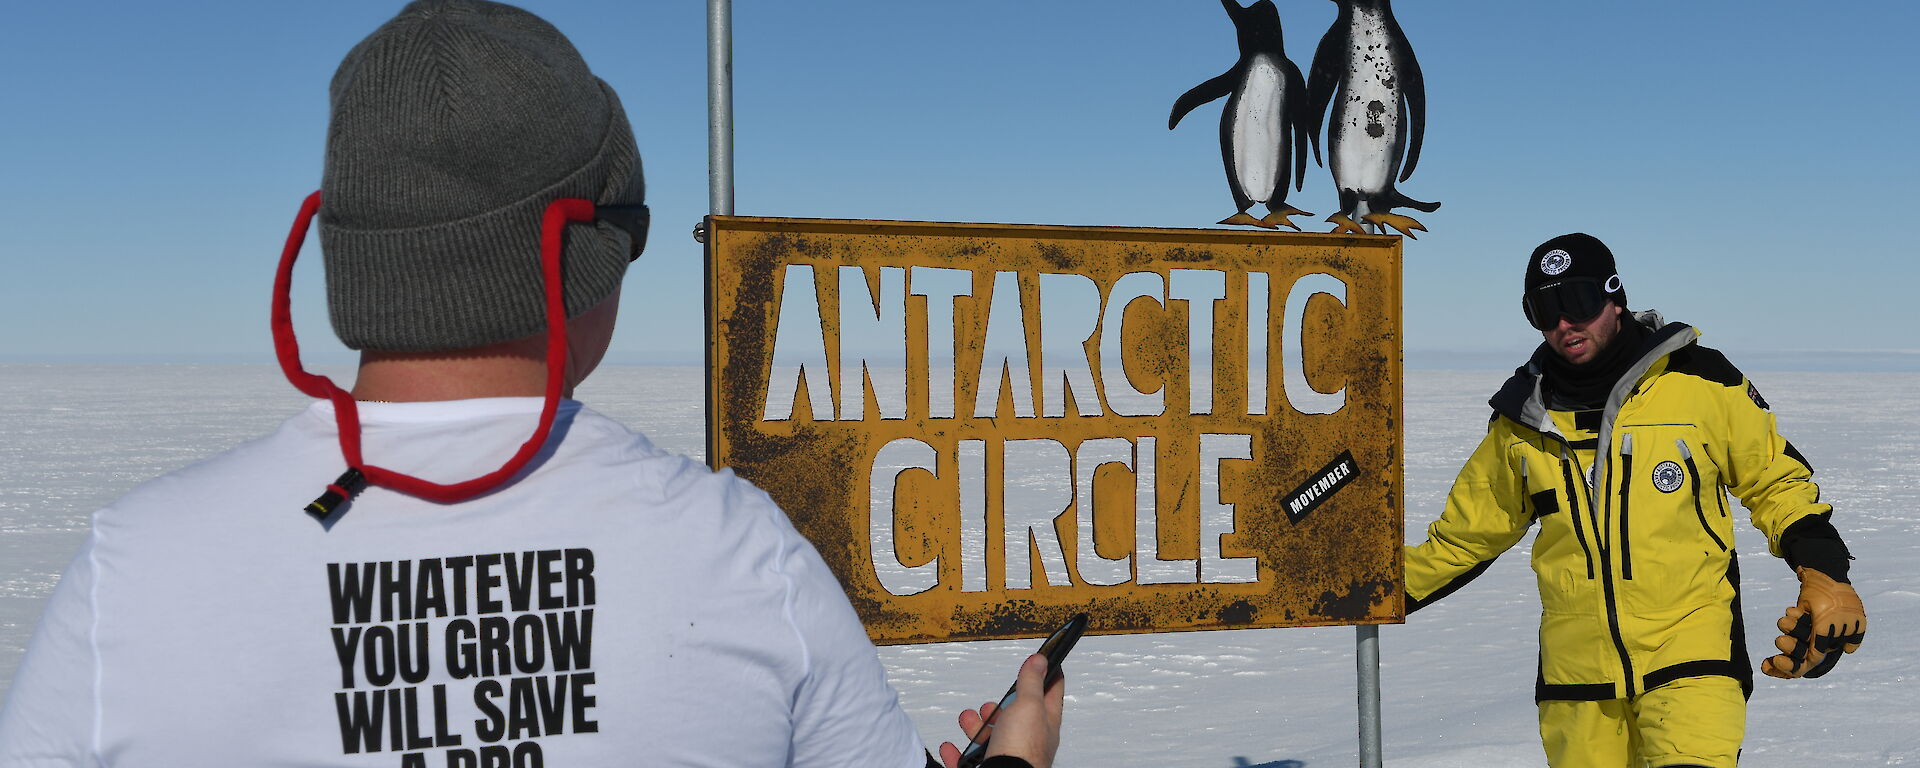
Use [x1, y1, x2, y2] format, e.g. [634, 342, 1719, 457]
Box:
[1405, 313, 1835, 702]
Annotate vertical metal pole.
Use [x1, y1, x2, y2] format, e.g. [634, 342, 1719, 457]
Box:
[707, 0, 734, 216]
[1356, 624, 1383, 767]
[703, 0, 734, 470]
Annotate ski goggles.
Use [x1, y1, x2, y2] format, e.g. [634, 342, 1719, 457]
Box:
[1522, 275, 1620, 331]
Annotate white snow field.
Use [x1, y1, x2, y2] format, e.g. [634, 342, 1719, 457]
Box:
[2, 363, 1915, 765]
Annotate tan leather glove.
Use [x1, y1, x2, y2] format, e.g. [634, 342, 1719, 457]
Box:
[1762, 567, 1866, 679]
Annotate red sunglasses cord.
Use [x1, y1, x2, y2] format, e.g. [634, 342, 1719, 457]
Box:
[271, 191, 596, 517]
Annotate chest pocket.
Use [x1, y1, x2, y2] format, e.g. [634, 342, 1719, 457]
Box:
[1515, 446, 1598, 583]
[1525, 457, 1560, 520]
[1618, 426, 1729, 557]
[1675, 441, 1728, 551]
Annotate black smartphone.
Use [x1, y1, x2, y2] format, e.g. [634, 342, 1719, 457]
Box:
[956, 612, 1089, 768]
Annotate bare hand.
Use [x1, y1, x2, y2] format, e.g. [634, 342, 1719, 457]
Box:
[938, 653, 1065, 768]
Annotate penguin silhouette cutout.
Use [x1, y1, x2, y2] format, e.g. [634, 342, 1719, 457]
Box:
[1170, 0, 1312, 230]
[1307, 0, 1439, 237]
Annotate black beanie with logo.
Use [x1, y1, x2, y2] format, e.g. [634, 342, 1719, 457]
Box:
[1524, 233, 1627, 308]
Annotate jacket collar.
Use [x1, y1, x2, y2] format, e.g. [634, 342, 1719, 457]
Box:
[1488, 310, 1695, 440]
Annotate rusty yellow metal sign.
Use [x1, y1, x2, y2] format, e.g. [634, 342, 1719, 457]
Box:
[704, 216, 1403, 645]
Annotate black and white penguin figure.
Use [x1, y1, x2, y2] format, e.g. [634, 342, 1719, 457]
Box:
[1306, 0, 1439, 237]
[1170, 0, 1312, 230]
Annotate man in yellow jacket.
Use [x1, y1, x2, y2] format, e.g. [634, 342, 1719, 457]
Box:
[1403, 233, 1867, 768]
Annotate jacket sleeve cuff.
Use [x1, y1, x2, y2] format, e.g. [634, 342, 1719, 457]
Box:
[1405, 557, 1497, 614]
[1781, 514, 1852, 583]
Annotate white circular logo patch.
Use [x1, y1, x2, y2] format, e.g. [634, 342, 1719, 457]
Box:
[1541, 249, 1572, 275]
[1651, 460, 1685, 493]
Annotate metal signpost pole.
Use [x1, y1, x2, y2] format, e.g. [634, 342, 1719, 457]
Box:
[701, 0, 734, 468]
[707, 0, 734, 217]
[1357, 624, 1382, 767]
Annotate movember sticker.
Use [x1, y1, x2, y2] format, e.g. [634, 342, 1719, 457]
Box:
[1282, 450, 1359, 523]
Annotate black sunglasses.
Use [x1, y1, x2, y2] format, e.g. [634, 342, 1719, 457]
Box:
[1522, 276, 1618, 331]
[596, 203, 651, 262]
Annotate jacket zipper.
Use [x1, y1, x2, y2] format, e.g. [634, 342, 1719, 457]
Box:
[1678, 441, 1728, 551]
[1618, 433, 1634, 581]
[1594, 495, 1637, 697]
[1710, 445, 1730, 517]
[1586, 430, 1636, 697]
[1557, 449, 1596, 579]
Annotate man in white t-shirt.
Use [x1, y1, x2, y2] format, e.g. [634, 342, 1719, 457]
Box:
[0, 2, 1062, 766]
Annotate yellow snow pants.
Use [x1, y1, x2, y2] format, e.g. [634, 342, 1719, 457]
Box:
[1538, 677, 1745, 767]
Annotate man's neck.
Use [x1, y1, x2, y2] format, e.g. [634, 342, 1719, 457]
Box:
[349, 347, 564, 402]
[347, 295, 613, 402]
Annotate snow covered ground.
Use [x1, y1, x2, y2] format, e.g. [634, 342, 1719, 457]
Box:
[2, 363, 1915, 765]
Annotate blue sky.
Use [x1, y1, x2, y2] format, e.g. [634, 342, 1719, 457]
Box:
[3, 1, 1916, 369]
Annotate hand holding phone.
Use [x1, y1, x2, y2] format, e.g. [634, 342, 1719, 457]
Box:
[943, 613, 1086, 768]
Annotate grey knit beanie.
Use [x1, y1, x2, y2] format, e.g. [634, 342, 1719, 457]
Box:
[320, 0, 645, 351]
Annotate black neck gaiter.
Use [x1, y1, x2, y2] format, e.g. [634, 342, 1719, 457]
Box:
[1541, 311, 1648, 410]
